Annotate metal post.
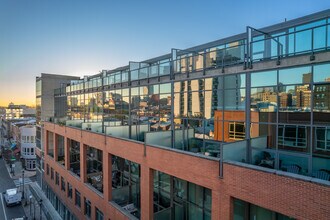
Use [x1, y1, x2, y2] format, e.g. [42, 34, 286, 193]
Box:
[39, 200, 42, 220]
[22, 170, 25, 199]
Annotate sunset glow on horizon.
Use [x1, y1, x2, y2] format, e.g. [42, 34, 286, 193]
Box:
[1, 0, 330, 109]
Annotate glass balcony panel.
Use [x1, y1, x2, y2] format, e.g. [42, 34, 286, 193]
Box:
[205, 50, 217, 68]
[250, 123, 277, 150]
[312, 127, 330, 181]
[122, 71, 129, 82]
[223, 140, 247, 162]
[270, 34, 286, 58]
[194, 54, 203, 70]
[109, 75, 114, 85]
[295, 29, 312, 53]
[225, 45, 244, 64]
[115, 74, 121, 83]
[150, 65, 158, 77]
[288, 30, 295, 55]
[159, 62, 170, 75]
[131, 70, 138, 81]
[328, 22, 330, 48]
[139, 67, 148, 79]
[313, 26, 326, 50]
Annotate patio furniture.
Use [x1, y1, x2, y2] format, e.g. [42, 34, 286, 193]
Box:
[286, 164, 301, 174]
[313, 170, 330, 181]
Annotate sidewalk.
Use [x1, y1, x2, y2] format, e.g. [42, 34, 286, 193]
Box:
[22, 184, 48, 220]
[4, 160, 36, 180]
[3, 159, 48, 220]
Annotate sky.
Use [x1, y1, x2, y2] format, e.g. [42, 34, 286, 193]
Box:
[0, 0, 330, 107]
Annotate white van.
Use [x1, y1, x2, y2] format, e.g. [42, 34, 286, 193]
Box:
[3, 188, 22, 206]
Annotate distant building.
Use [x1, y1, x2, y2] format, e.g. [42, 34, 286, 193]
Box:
[5, 103, 35, 120]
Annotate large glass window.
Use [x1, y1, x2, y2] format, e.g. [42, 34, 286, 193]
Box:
[95, 208, 104, 220]
[56, 135, 65, 166]
[233, 198, 294, 220]
[84, 198, 91, 218]
[154, 171, 211, 220]
[112, 156, 140, 218]
[86, 146, 103, 193]
[47, 131, 54, 158]
[75, 189, 81, 208]
[69, 139, 80, 177]
[67, 182, 73, 199]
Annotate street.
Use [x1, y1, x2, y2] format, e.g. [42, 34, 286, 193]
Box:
[0, 158, 26, 220]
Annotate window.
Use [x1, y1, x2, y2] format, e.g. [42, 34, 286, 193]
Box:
[51, 168, 54, 180]
[95, 208, 103, 220]
[233, 198, 294, 220]
[67, 183, 73, 199]
[31, 136, 35, 143]
[22, 136, 26, 142]
[75, 189, 81, 208]
[55, 172, 59, 185]
[61, 177, 65, 191]
[315, 127, 330, 151]
[46, 164, 49, 175]
[278, 125, 307, 148]
[229, 122, 245, 140]
[84, 198, 91, 218]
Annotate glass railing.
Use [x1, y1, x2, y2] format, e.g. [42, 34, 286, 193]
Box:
[251, 23, 330, 61]
[64, 23, 330, 94]
[47, 118, 330, 181]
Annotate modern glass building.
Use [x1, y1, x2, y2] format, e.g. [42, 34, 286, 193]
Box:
[40, 10, 329, 220]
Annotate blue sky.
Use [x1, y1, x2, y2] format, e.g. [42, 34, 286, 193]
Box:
[0, 0, 329, 106]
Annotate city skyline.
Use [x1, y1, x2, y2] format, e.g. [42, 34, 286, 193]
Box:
[1, 1, 330, 106]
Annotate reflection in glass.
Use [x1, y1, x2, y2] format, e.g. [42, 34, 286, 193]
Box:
[251, 70, 277, 87]
[279, 66, 311, 85]
[278, 125, 309, 153]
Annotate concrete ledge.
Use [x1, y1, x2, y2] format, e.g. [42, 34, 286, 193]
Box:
[224, 160, 330, 187]
[109, 201, 139, 220]
[147, 144, 220, 162]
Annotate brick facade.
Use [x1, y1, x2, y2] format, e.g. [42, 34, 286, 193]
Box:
[42, 122, 330, 220]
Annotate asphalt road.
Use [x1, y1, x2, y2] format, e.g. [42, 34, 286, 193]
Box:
[0, 158, 26, 220]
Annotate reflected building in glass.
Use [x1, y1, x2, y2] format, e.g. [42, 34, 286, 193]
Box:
[38, 10, 330, 220]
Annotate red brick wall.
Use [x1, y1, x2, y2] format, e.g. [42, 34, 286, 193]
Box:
[43, 122, 330, 220]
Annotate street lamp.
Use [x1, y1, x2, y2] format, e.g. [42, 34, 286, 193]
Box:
[22, 170, 25, 200]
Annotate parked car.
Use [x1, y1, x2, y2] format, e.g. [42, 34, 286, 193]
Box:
[3, 188, 22, 206]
